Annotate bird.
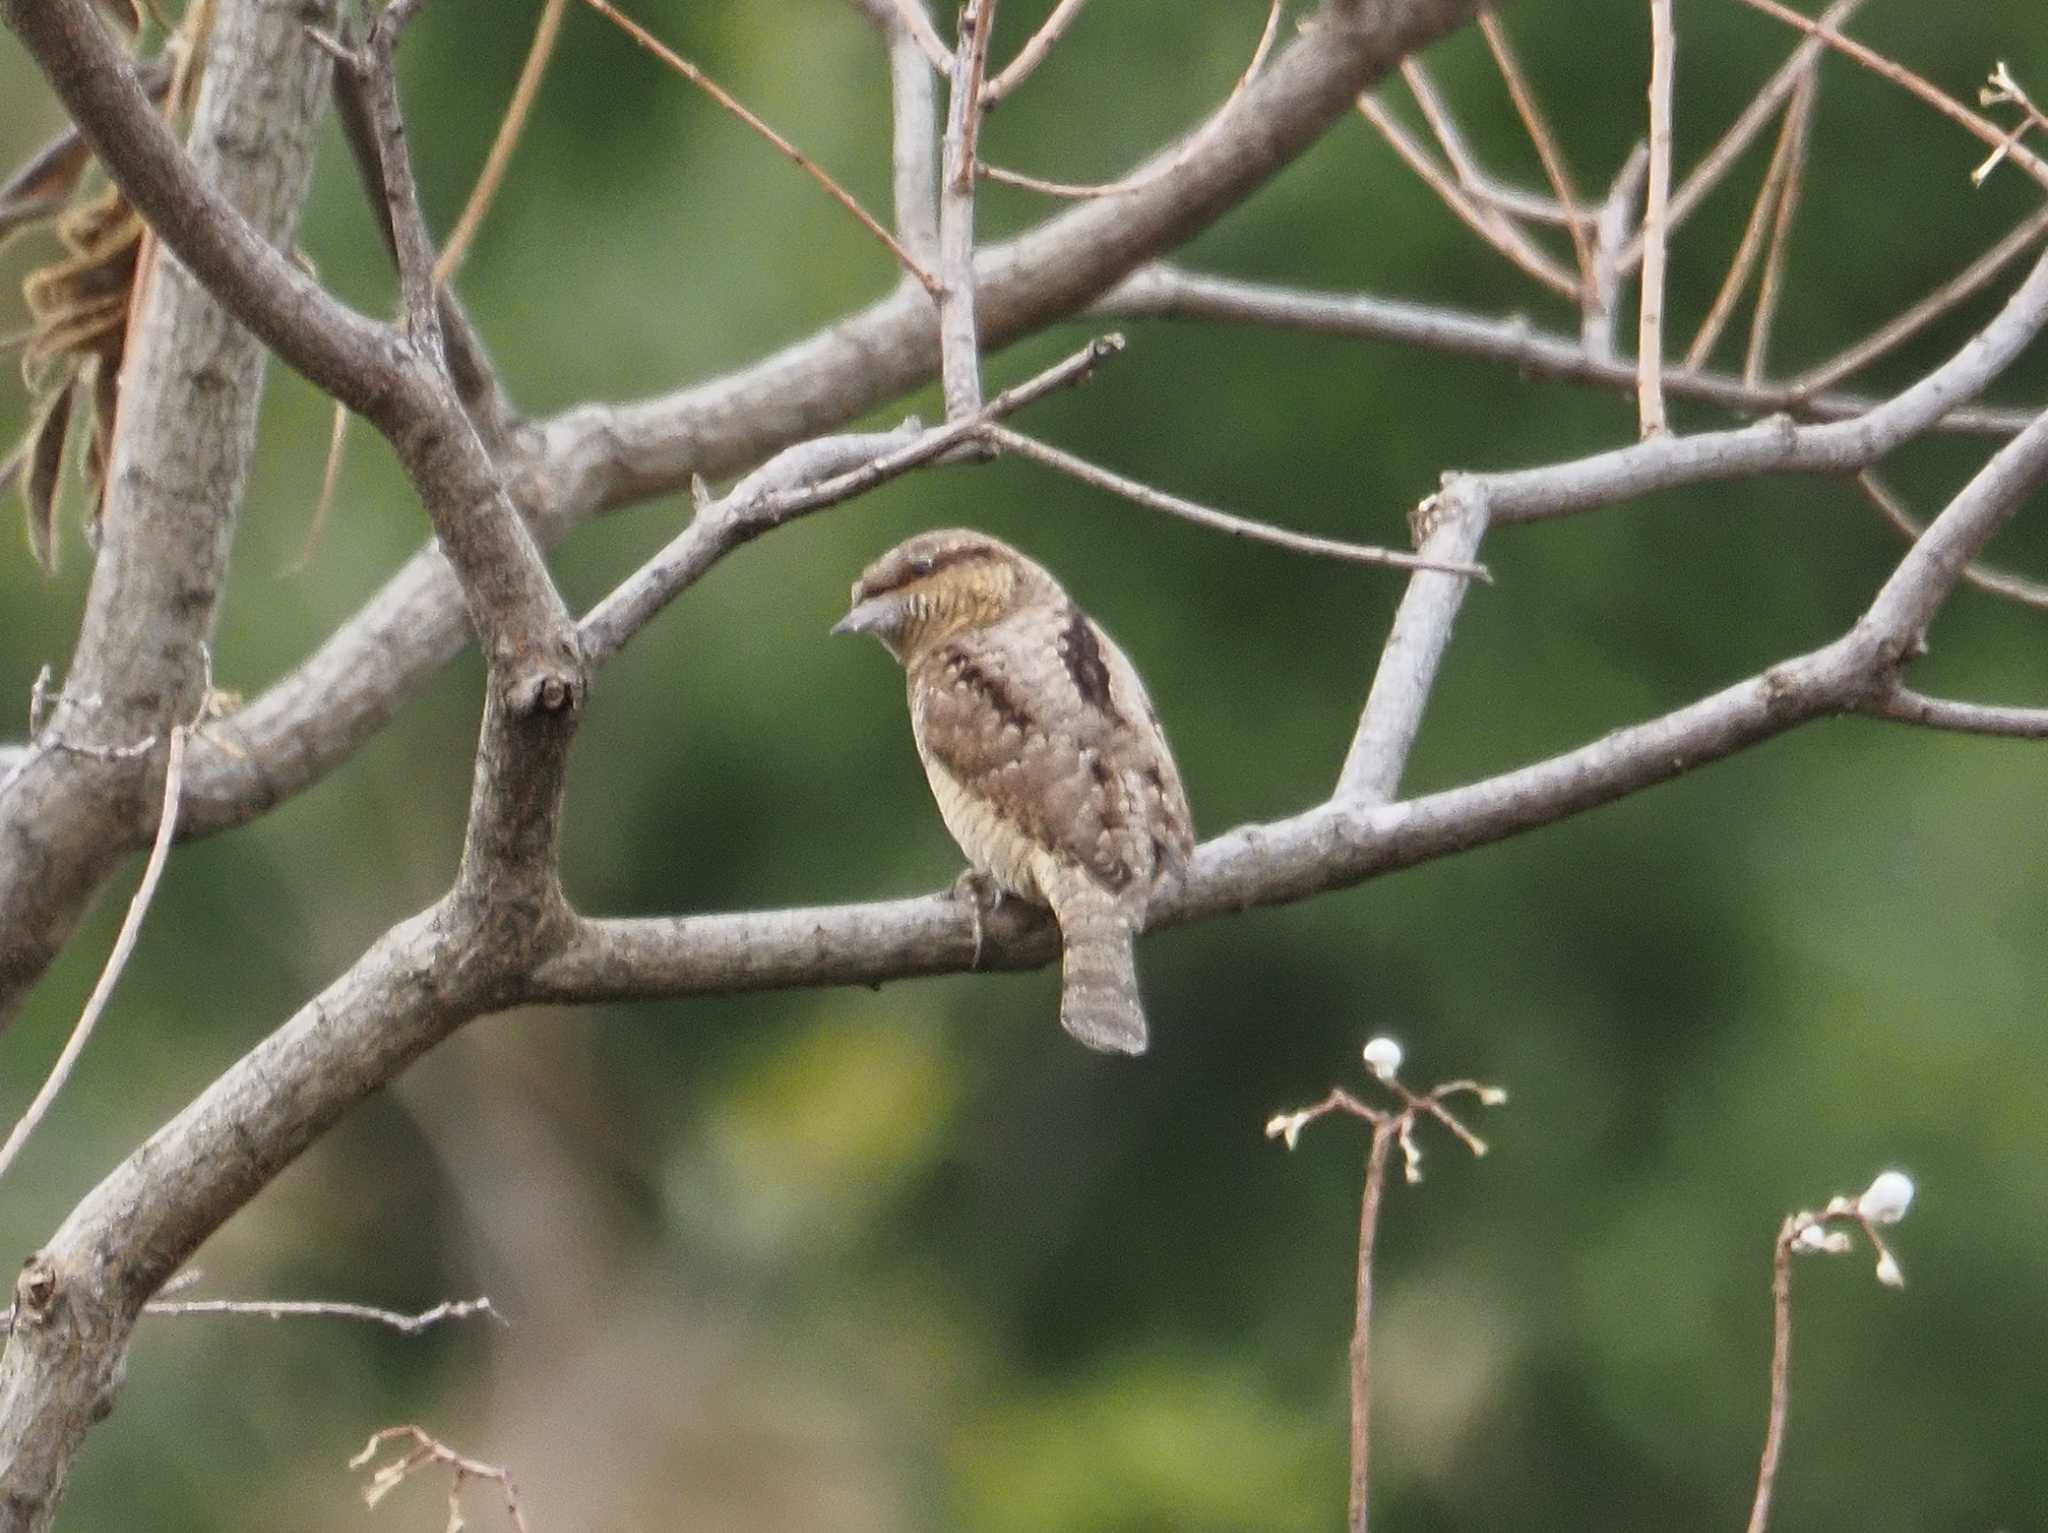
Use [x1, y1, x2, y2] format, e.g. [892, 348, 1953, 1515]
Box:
[832, 528, 1193, 1055]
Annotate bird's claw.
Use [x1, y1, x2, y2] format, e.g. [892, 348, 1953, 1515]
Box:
[951, 868, 1004, 969]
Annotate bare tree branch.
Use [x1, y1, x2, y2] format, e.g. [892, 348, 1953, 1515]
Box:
[1097, 265, 2037, 437]
[1337, 490, 1490, 803]
[1484, 246, 2048, 526]
[143, 1294, 501, 1334]
[0, 0, 340, 1033]
[1583, 142, 1647, 361]
[576, 0, 941, 293]
[938, 0, 995, 417]
[1866, 688, 2048, 738]
[1687, 70, 1811, 370]
[979, 424, 1488, 577]
[1856, 469, 2048, 612]
[1638, 0, 1676, 435]
[579, 337, 1125, 665]
[1744, 66, 1813, 385]
[1478, 12, 1591, 284]
[433, 0, 567, 285]
[984, 0, 1088, 103]
[7, 278, 2039, 1533]
[1356, 90, 1581, 299]
[1793, 204, 2048, 398]
[849, 0, 941, 266]
[1617, 0, 1866, 276]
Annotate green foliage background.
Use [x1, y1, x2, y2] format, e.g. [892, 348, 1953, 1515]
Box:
[2, 1, 2045, 1527]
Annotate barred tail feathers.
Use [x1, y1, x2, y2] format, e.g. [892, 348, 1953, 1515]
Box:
[1048, 874, 1147, 1055]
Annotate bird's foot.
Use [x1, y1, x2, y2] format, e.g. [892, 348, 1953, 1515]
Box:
[951, 868, 1005, 969]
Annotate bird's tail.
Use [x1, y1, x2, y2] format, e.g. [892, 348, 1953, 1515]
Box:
[1051, 878, 1147, 1055]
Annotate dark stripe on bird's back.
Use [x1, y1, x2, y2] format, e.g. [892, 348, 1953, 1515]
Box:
[944, 647, 1033, 733]
[1058, 606, 1120, 719]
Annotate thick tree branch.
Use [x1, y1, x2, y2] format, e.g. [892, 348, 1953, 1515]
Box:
[0, 0, 338, 1031]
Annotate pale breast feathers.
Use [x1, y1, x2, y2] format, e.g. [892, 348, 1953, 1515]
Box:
[908, 603, 1191, 900]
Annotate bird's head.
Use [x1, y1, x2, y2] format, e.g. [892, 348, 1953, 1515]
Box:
[832, 529, 1060, 663]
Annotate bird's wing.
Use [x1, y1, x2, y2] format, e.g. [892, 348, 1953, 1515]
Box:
[1093, 625, 1195, 876]
[911, 605, 1159, 896]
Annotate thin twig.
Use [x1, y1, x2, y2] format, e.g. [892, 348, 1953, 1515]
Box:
[981, 0, 1281, 203]
[1355, 93, 1581, 299]
[983, 0, 1087, 104]
[1730, 0, 2048, 187]
[1620, 0, 1866, 275]
[980, 424, 1492, 579]
[578, 0, 941, 293]
[1349, 1122, 1395, 1533]
[1855, 469, 2048, 611]
[280, 400, 351, 577]
[352, 1426, 531, 1533]
[1687, 77, 1809, 369]
[1975, 63, 2048, 186]
[1744, 68, 1815, 384]
[0, 727, 187, 1184]
[1867, 687, 2048, 737]
[1478, 12, 1593, 284]
[1638, 0, 1676, 436]
[1266, 1057, 1503, 1533]
[1744, 1220, 1796, 1533]
[1400, 55, 1490, 192]
[1794, 205, 2048, 397]
[433, 0, 567, 285]
[1736, 68, 1818, 384]
[145, 1294, 504, 1333]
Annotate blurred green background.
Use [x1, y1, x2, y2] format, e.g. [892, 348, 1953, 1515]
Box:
[4, 1, 2047, 1528]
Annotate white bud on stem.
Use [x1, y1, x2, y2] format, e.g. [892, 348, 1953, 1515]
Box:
[1858, 1170, 1915, 1225]
[1362, 1036, 1403, 1082]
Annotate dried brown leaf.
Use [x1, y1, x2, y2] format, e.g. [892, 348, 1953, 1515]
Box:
[83, 355, 121, 548]
[22, 381, 76, 575]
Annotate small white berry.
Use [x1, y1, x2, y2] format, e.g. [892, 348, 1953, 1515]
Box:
[1792, 1222, 1831, 1253]
[1858, 1170, 1915, 1225]
[1362, 1036, 1403, 1082]
[1874, 1250, 1905, 1289]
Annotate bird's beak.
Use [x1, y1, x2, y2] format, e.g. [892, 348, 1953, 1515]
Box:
[831, 593, 901, 639]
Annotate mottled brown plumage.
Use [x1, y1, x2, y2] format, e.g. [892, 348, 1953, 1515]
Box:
[833, 529, 1193, 1054]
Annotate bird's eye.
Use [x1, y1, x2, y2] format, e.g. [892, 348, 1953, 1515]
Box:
[909, 556, 935, 578]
